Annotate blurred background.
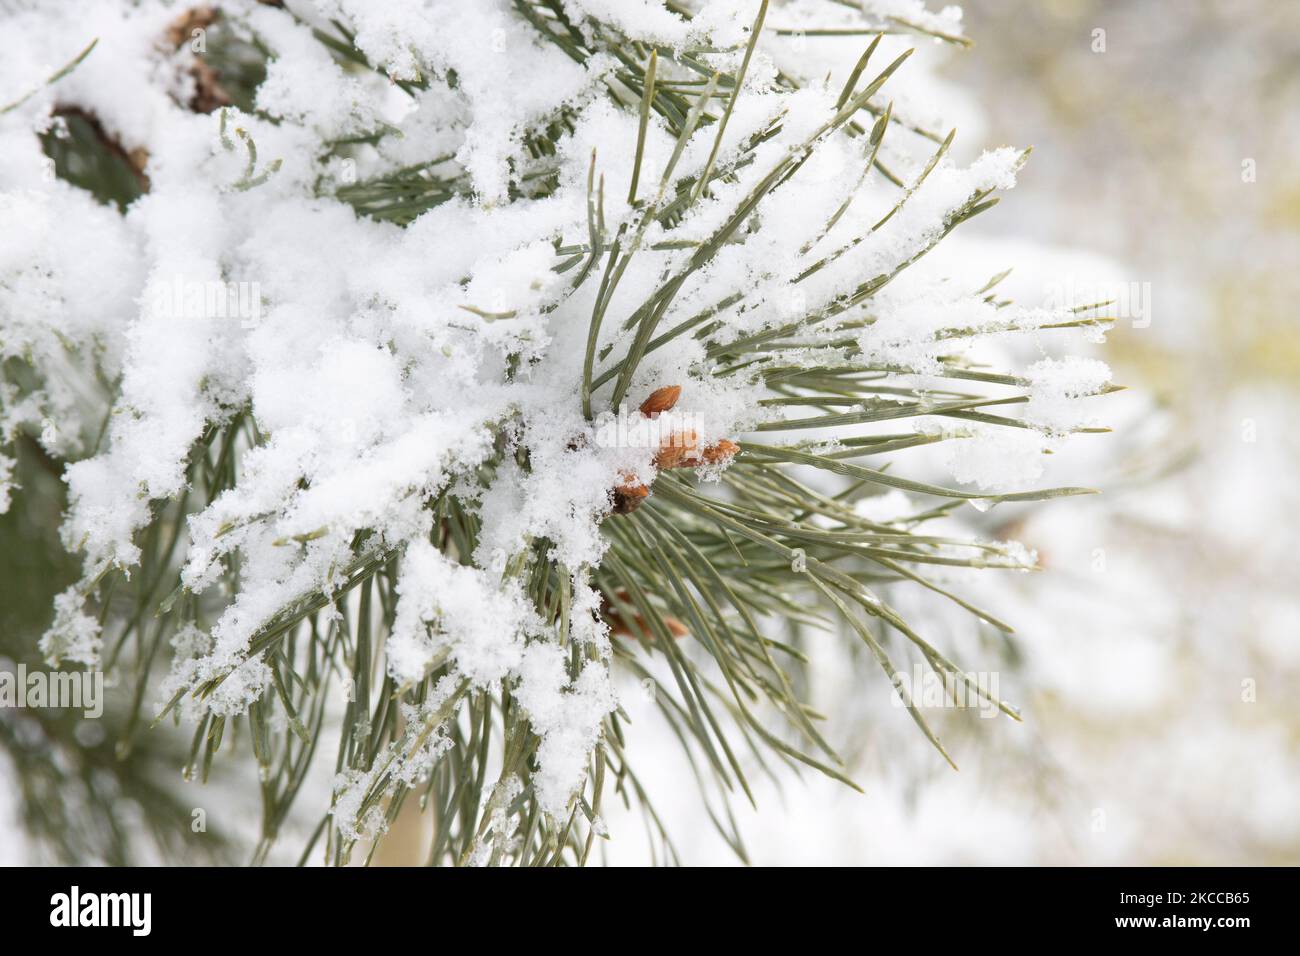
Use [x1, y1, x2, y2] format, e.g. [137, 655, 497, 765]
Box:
[602, 0, 1300, 865]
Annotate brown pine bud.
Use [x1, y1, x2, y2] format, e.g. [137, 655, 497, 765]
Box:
[653, 429, 698, 470]
[603, 590, 688, 639]
[701, 439, 740, 464]
[612, 481, 649, 515]
[639, 385, 682, 417]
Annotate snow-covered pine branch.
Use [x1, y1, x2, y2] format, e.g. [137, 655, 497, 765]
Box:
[0, 0, 1114, 864]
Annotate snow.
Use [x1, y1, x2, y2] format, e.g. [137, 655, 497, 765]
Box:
[389, 539, 533, 687]
[0, 453, 14, 513]
[38, 587, 104, 668]
[1024, 356, 1112, 433]
[942, 423, 1049, 490]
[513, 641, 617, 816]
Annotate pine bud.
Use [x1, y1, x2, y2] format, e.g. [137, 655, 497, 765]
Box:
[602, 589, 688, 639]
[653, 429, 698, 469]
[612, 481, 649, 514]
[701, 439, 740, 463]
[639, 384, 682, 417]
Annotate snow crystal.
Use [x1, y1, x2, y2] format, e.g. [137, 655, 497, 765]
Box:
[986, 539, 1039, 571]
[389, 539, 531, 687]
[38, 588, 103, 668]
[513, 642, 617, 817]
[1024, 356, 1112, 433]
[0, 453, 13, 514]
[330, 675, 461, 841]
[943, 423, 1051, 491]
[205, 657, 273, 718]
[467, 774, 524, 866]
